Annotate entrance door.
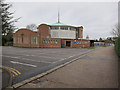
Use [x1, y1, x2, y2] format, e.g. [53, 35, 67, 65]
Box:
[66, 41, 71, 47]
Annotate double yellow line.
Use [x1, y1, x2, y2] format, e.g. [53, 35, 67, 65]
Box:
[2, 66, 21, 76]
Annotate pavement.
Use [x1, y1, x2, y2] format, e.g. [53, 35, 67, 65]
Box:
[20, 46, 118, 88]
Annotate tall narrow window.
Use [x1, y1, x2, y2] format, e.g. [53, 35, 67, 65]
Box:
[14, 37, 16, 44]
[31, 37, 33, 44]
[34, 37, 36, 44]
[48, 40, 50, 43]
[53, 40, 55, 44]
[56, 40, 57, 44]
[18, 37, 19, 44]
[21, 34, 24, 43]
[43, 40, 45, 43]
[36, 37, 37, 44]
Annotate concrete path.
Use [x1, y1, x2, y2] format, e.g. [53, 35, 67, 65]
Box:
[21, 46, 118, 88]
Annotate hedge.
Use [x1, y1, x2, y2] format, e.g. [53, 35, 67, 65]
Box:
[2, 35, 13, 46]
[115, 37, 120, 57]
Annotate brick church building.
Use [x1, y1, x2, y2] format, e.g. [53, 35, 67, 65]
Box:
[13, 14, 93, 48]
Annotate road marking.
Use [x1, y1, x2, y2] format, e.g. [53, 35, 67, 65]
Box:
[3, 55, 19, 59]
[25, 54, 56, 59]
[10, 61, 37, 67]
[53, 55, 75, 63]
[3, 55, 53, 64]
[2, 66, 21, 76]
[7, 66, 21, 75]
[37, 55, 57, 59]
[21, 58, 52, 64]
[53, 50, 93, 63]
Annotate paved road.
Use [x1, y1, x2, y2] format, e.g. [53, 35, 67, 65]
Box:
[2, 46, 93, 86]
[0, 68, 2, 90]
[2, 68, 11, 89]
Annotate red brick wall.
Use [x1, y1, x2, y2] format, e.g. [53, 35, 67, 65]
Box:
[78, 26, 83, 38]
[13, 29, 39, 47]
[38, 24, 51, 47]
[61, 39, 90, 48]
[72, 39, 90, 47]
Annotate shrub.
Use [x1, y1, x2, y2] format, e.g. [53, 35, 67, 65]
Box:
[115, 37, 120, 57]
[2, 35, 13, 46]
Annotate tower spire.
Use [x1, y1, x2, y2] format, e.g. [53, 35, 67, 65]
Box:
[58, 10, 60, 23]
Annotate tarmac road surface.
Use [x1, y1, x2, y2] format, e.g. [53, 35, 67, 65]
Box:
[2, 46, 93, 87]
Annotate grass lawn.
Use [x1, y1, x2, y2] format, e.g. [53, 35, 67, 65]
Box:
[95, 45, 110, 47]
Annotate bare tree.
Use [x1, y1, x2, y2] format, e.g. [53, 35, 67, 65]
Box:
[111, 24, 120, 37]
[26, 24, 37, 31]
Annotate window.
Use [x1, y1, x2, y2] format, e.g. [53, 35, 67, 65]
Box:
[18, 37, 19, 44]
[24, 37, 26, 44]
[48, 40, 50, 43]
[43, 40, 45, 43]
[60, 27, 68, 30]
[46, 40, 47, 43]
[34, 37, 36, 44]
[70, 27, 75, 30]
[18, 37, 21, 44]
[14, 37, 16, 44]
[17, 37, 19, 44]
[53, 40, 55, 44]
[50, 27, 59, 30]
[51, 40, 52, 44]
[31, 37, 33, 44]
[56, 40, 57, 44]
[36, 37, 38, 44]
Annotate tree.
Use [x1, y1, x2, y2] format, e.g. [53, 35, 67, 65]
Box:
[95, 39, 98, 42]
[99, 37, 103, 42]
[111, 24, 120, 37]
[86, 35, 89, 40]
[1, 0, 19, 46]
[26, 24, 37, 31]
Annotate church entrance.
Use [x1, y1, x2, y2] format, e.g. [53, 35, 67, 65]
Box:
[66, 41, 71, 47]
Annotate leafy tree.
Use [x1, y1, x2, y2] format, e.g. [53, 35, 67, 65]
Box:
[99, 37, 103, 42]
[26, 24, 37, 31]
[86, 35, 89, 40]
[1, 0, 19, 46]
[95, 39, 98, 42]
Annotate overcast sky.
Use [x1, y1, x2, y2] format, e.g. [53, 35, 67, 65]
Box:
[7, 1, 118, 39]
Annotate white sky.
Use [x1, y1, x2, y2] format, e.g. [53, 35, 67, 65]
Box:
[6, 0, 118, 40]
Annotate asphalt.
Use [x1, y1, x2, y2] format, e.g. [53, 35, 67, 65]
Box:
[2, 46, 93, 87]
[20, 46, 118, 88]
[2, 68, 11, 89]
